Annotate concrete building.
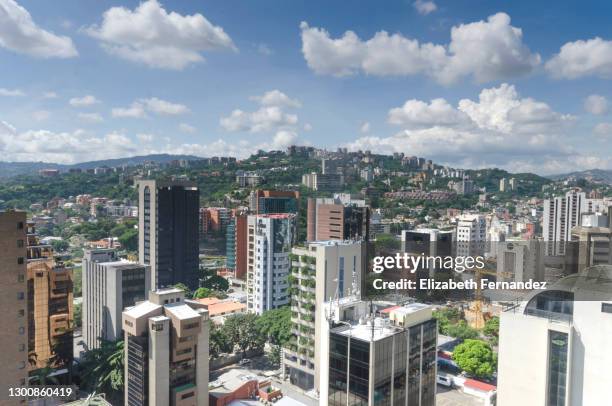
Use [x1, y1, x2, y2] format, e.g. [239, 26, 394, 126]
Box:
[26, 221, 73, 372]
[302, 172, 344, 192]
[283, 241, 365, 391]
[456, 214, 487, 258]
[246, 214, 296, 314]
[323, 303, 436, 406]
[122, 288, 210, 406]
[543, 189, 587, 256]
[496, 239, 545, 283]
[499, 178, 507, 192]
[249, 189, 299, 215]
[82, 249, 151, 349]
[497, 265, 612, 406]
[137, 179, 200, 290]
[306, 197, 370, 242]
[509, 178, 517, 191]
[401, 228, 455, 276]
[0, 211, 29, 398]
[565, 226, 612, 274]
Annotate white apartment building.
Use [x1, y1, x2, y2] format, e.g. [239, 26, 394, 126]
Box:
[246, 213, 296, 314]
[82, 249, 150, 349]
[456, 214, 487, 258]
[283, 240, 364, 391]
[497, 265, 612, 406]
[543, 189, 587, 256]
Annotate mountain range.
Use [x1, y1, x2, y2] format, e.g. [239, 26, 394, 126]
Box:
[547, 169, 612, 185]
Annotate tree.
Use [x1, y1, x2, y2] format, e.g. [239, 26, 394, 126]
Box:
[118, 228, 138, 252]
[483, 316, 499, 338]
[445, 321, 480, 340]
[173, 283, 192, 299]
[79, 339, 124, 401]
[74, 303, 82, 328]
[452, 339, 497, 379]
[209, 323, 233, 358]
[256, 307, 292, 347]
[433, 307, 461, 334]
[222, 313, 265, 357]
[51, 239, 69, 252]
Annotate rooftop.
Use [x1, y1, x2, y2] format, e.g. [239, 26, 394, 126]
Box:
[335, 318, 402, 342]
[164, 302, 202, 320]
[123, 300, 161, 319]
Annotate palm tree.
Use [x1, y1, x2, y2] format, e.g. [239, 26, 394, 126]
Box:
[80, 339, 124, 398]
[30, 362, 60, 386]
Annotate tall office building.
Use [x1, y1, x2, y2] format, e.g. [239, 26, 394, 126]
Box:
[233, 213, 248, 280]
[249, 189, 299, 215]
[543, 189, 587, 256]
[0, 211, 29, 398]
[122, 288, 210, 406]
[564, 226, 612, 274]
[456, 214, 487, 258]
[401, 228, 454, 276]
[246, 213, 296, 314]
[496, 239, 545, 283]
[137, 179, 200, 290]
[82, 249, 150, 349]
[497, 265, 612, 406]
[306, 197, 370, 242]
[283, 241, 364, 391]
[324, 303, 437, 406]
[26, 221, 73, 372]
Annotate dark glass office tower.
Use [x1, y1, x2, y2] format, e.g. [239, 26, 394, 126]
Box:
[137, 179, 200, 290]
[328, 319, 436, 406]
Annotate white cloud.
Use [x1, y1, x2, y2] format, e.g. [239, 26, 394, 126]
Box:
[413, 0, 437, 15]
[85, 0, 235, 70]
[42, 91, 57, 99]
[388, 98, 469, 128]
[594, 122, 612, 138]
[0, 0, 77, 58]
[346, 84, 580, 174]
[136, 133, 154, 143]
[546, 37, 612, 79]
[303, 123, 313, 131]
[179, 123, 196, 133]
[584, 94, 609, 115]
[78, 112, 104, 122]
[111, 102, 146, 118]
[257, 43, 273, 56]
[271, 130, 298, 150]
[300, 13, 540, 84]
[221, 90, 301, 134]
[0, 123, 137, 163]
[111, 97, 188, 118]
[250, 90, 301, 108]
[360, 121, 371, 133]
[32, 110, 50, 121]
[141, 97, 189, 115]
[69, 95, 100, 107]
[0, 87, 24, 96]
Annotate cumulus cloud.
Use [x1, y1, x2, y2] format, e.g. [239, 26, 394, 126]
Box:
[413, 0, 437, 15]
[69, 95, 100, 107]
[0, 122, 137, 163]
[346, 84, 581, 173]
[271, 130, 298, 150]
[78, 112, 104, 122]
[0, 0, 77, 58]
[250, 90, 301, 108]
[300, 12, 540, 84]
[111, 97, 189, 118]
[0, 87, 24, 96]
[179, 123, 196, 133]
[221, 90, 300, 133]
[584, 94, 608, 115]
[84, 0, 235, 70]
[546, 37, 612, 79]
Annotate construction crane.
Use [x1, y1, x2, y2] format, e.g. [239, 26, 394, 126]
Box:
[465, 261, 513, 329]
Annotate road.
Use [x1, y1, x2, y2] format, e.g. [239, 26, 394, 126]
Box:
[437, 386, 484, 406]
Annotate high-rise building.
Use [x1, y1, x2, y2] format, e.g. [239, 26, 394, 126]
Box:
[401, 228, 454, 276]
[496, 239, 545, 282]
[324, 303, 437, 406]
[82, 249, 150, 349]
[302, 172, 345, 192]
[234, 213, 248, 280]
[497, 265, 612, 406]
[283, 241, 364, 391]
[122, 288, 210, 406]
[543, 189, 587, 256]
[564, 226, 612, 274]
[0, 211, 29, 398]
[456, 214, 487, 258]
[26, 221, 73, 372]
[137, 179, 200, 290]
[306, 197, 370, 242]
[509, 177, 517, 191]
[246, 214, 296, 314]
[249, 190, 299, 215]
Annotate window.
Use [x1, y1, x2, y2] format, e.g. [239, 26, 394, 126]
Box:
[602, 303, 612, 314]
[17, 240, 24, 248]
[17, 274, 24, 283]
[17, 257, 24, 265]
[18, 327, 25, 335]
[17, 292, 24, 300]
[18, 309, 24, 317]
[17, 222, 24, 229]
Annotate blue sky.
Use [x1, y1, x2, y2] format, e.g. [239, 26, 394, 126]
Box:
[0, 0, 611, 174]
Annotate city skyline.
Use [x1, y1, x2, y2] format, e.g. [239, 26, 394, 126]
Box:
[0, 0, 610, 174]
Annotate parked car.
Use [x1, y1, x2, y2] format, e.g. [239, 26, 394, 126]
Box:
[239, 358, 252, 366]
[436, 374, 454, 388]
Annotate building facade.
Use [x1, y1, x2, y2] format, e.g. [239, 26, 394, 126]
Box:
[543, 189, 587, 256]
[82, 249, 150, 349]
[123, 288, 210, 406]
[306, 197, 370, 242]
[0, 211, 29, 399]
[137, 179, 200, 290]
